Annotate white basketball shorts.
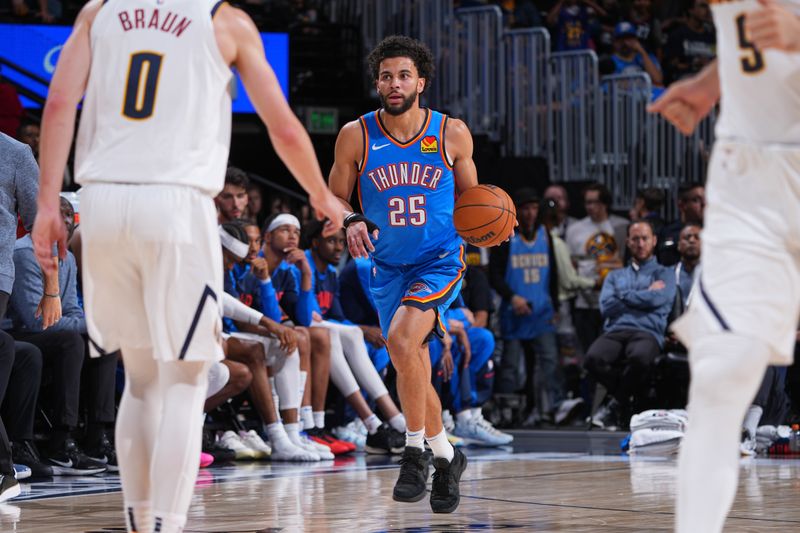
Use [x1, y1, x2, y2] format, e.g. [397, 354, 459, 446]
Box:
[672, 140, 800, 365]
[80, 183, 224, 362]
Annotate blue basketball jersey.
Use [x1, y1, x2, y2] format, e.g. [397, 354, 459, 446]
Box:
[358, 108, 461, 267]
[500, 226, 555, 339]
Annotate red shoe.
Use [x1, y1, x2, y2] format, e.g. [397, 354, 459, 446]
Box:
[307, 428, 355, 455]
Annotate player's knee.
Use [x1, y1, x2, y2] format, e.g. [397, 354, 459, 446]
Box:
[228, 361, 252, 394]
[310, 327, 331, 351]
[691, 334, 768, 405]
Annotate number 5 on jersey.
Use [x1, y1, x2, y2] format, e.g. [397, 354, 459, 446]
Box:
[123, 52, 163, 120]
[388, 195, 426, 226]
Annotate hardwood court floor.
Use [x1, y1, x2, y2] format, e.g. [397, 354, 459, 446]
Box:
[6, 433, 800, 532]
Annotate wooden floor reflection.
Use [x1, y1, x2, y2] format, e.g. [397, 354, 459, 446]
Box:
[7, 450, 800, 532]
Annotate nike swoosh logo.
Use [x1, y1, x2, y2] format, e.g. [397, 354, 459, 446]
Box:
[50, 458, 73, 468]
[372, 143, 391, 151]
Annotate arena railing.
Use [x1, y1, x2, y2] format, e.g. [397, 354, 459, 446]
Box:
[547, 50, 601, 184]
[453, 5, 506, 141]
[597, 73, 652, 213]
[503, 27, 550, 158]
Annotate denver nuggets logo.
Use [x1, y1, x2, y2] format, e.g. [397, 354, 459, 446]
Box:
[585, 232, 618, 260]
[420, 135, 438, 153]
[408, 282, 431, 295]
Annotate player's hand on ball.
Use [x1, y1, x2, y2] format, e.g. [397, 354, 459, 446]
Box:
[747, 0, 800, 52]
[345, 221, 377, 259]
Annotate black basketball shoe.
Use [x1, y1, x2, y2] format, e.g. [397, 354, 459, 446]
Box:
[392, 447, 430, 502]
[430, 448, 467, 513]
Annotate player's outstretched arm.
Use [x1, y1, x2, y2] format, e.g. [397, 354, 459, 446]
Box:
[746, 0, 800, 52]
[329, 121, 377, 259]
[33, 0, 101, 273]
[216, 4, 342, 231]
[647, 60, 720, 136]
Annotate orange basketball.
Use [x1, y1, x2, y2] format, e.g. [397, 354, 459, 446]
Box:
[454, 185, 516, 247]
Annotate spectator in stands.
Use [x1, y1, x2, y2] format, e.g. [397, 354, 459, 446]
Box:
[490, 188, 568, 426]
[0, 70, 23, 138]
[741, 366, 791, 455]
[586, 221, 676, 430]
[611, 21, 664, 87]
[595, 0, 625, 55]
[674, 222, 701, 309]
[245, 182, 266, 226]
[658, 182, 705, 266]
[216, 167, 250, 224]
[663, 0, 715, 84]
[9, 197, 112, 474]
[16, 122, 39, 160]
[547, 0, 607, 52]
[629, 187, 665, 236]
[11, 0, 57, 22]
[498, 0, 544, 28]
[544, 184, 578, 239]
[541, 198, 596, 410]
[627, 0, 663, 56]
[565, 183, 628, 355]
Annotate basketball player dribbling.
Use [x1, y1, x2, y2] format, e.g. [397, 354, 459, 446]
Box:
[31, 1, 342, 532]
[649, 1, 800, 531]
[328, 36, 480, 513]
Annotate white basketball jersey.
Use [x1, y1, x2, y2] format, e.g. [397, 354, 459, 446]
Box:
[711, 0, 800, 145]
[75, 0, 232, 196]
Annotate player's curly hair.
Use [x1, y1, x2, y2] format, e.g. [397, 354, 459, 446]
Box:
[367, 35, 435, 93]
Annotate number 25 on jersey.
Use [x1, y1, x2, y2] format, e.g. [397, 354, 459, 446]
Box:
[123, 51, 163, 120]
[388, 195, 427, 227]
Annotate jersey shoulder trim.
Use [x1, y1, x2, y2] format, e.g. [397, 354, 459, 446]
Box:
[374, 108, 431, 148]
[439, 114, 454, 170]
[211, 0, 226, 18]
[357, 116, 368, 176]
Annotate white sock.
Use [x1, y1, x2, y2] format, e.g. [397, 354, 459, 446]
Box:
[743, 405, 763, 439]
[300, 406, 315, 430]
[266, 422, 289, 445]
[406, 427, 425, 450]
[456, 410, 473, 426]
[425, 428, 454, 461]
[364, 413, 382, 435]
[388, 413, 406, 433]
[152, 511, 186, 533]
[285, 422, 301, 440]
[269, 377, 280, 421]
[299, 371, 308, 404]
[313, 411, 325, 430]
[125, 501, 152, 533]
[677, 333, 770, 533]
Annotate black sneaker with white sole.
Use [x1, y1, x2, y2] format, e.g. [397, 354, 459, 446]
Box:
[430, 448, 467, 514]
[11, 440, 53, 478]
[365, 424, 405, 455]
[46, 437, 107, 475]
[0, 474, 20, 502]
[85, 430, 119, 473]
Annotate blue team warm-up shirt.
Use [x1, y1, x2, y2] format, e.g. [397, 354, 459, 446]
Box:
[500, 225, 556, 340]
[358, 108, 462, 267]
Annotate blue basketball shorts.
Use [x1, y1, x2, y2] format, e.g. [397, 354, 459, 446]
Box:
[370, 245, 466, 341]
